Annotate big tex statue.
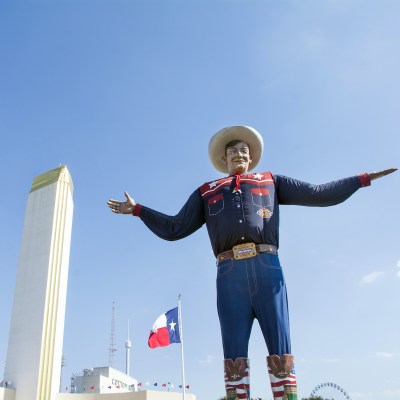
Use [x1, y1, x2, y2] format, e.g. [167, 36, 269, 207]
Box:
[108, 126, 396, 400]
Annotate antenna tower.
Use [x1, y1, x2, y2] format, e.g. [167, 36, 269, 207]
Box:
[108, 301, 117, 367]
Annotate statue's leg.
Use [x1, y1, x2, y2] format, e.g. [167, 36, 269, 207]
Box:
[267, 354, 298, 400]
[252, 253, 297, 399]
[224, 357, 250, 400]
[216, 258, 254, 400]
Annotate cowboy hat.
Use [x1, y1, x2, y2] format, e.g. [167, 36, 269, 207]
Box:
[208, 126, 264, 173]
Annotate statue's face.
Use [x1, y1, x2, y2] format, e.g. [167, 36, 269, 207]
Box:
[222, 141, 252, 175]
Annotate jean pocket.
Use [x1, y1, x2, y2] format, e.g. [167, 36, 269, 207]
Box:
[256, 253, 281, 269]
[217, 259, 233, 279]
[208, 193, 224, 216]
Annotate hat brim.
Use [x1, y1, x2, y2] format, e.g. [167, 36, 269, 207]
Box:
[208, 126, 264, 173]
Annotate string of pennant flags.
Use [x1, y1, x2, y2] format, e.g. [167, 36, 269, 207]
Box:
[134, 382, 190, 390]
[66, 382, 190, 392]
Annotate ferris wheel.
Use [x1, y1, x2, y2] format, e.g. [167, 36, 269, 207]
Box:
[310, 382, 351, 400]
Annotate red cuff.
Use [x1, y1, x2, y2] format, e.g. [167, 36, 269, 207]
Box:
[358, 173, 371, 187]
[132, 204, 142, 216]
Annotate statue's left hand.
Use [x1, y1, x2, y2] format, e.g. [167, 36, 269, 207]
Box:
[369, 168, 397, 181]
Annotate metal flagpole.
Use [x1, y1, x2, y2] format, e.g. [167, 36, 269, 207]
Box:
[178, 294, 186, 400]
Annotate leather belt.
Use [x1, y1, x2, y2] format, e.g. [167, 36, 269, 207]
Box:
[217, 243, 278, 262]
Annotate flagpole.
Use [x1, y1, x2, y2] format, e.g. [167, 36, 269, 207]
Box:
[178, 294, 186, 400]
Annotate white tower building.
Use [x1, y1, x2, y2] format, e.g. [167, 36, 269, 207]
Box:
[125, 320, 132, 376]
[4, 166, 74, 400]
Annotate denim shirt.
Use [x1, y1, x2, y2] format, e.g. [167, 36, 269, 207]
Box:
[133, 172, 370, 257]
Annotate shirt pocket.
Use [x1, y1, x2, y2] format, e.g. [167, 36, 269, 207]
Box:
[251, 188, 271, 208]
[208, 193, 224, 216]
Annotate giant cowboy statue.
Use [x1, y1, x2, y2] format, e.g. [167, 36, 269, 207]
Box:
[107, 126, 396, 400]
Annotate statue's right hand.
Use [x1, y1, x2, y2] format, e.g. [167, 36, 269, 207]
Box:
[107, 192, 136, 214]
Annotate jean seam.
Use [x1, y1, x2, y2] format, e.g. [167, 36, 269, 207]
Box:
[246, 259, 258, 297]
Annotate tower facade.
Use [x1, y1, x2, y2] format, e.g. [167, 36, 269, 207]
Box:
[4, 166, 74, 400]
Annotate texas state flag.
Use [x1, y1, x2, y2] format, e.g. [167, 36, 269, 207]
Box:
[148, 307, 181, 348]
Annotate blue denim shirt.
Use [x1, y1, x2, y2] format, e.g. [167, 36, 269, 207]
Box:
[133, 172, 370, 256]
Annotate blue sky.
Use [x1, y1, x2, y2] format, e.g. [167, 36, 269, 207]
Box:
[0, 1, 399, 399]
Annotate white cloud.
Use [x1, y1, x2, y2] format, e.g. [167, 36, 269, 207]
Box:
[198, 355, 215, 365]
[396, 260, 400, 268]
[361, 271, 384, 284]
[382, 389, 400, 397]
[321, 358, 340, 363]
[317, 383, 400, 398]
[397, 270, 400, 278]
[376, 352, 396, 358]
[350, 392, 374, 399]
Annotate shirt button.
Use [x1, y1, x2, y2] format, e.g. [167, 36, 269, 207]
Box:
[239, 220, 242, 223]
[237, 205, 240, 208]
[241, 237, 245, 240]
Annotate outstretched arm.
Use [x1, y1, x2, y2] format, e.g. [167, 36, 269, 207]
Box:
[107, 189, 205, 241]
[368, 168, 397, 181]
[107, 192, 136, 214]
[276, 168, 397, 207]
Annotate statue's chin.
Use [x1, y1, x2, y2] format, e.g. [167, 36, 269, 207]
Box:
[229, 166, 248, 175]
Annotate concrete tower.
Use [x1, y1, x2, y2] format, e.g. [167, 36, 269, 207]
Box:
[125, 320, 132, 376]
[4, 166, 74, 400]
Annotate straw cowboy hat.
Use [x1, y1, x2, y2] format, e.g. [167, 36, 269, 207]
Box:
[208, 126, 264, 173]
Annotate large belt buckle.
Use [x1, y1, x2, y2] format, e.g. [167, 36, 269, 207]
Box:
[232, 242, 257, 260]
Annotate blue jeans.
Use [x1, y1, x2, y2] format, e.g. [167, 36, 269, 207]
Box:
[216, 253, 291, 359]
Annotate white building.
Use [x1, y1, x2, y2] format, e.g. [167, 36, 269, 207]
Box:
[3, 166, 74, 400]
[72, 367, 138, 394]
[1, 388, 197, 400]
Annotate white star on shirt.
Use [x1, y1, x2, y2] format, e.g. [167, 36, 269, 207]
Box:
[169, 321, 176, 331]
[209, 181, 217, 188]
[253, 173, 263, 180]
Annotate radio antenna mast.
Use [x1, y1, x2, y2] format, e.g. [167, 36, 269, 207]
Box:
[108, 301, 117, 367]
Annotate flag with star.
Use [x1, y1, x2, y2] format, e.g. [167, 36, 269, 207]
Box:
[148, 307, 181, 348]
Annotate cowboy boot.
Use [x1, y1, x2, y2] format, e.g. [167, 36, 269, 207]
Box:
[224, 357, 250, 400]
[267, 354, 298, 400]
